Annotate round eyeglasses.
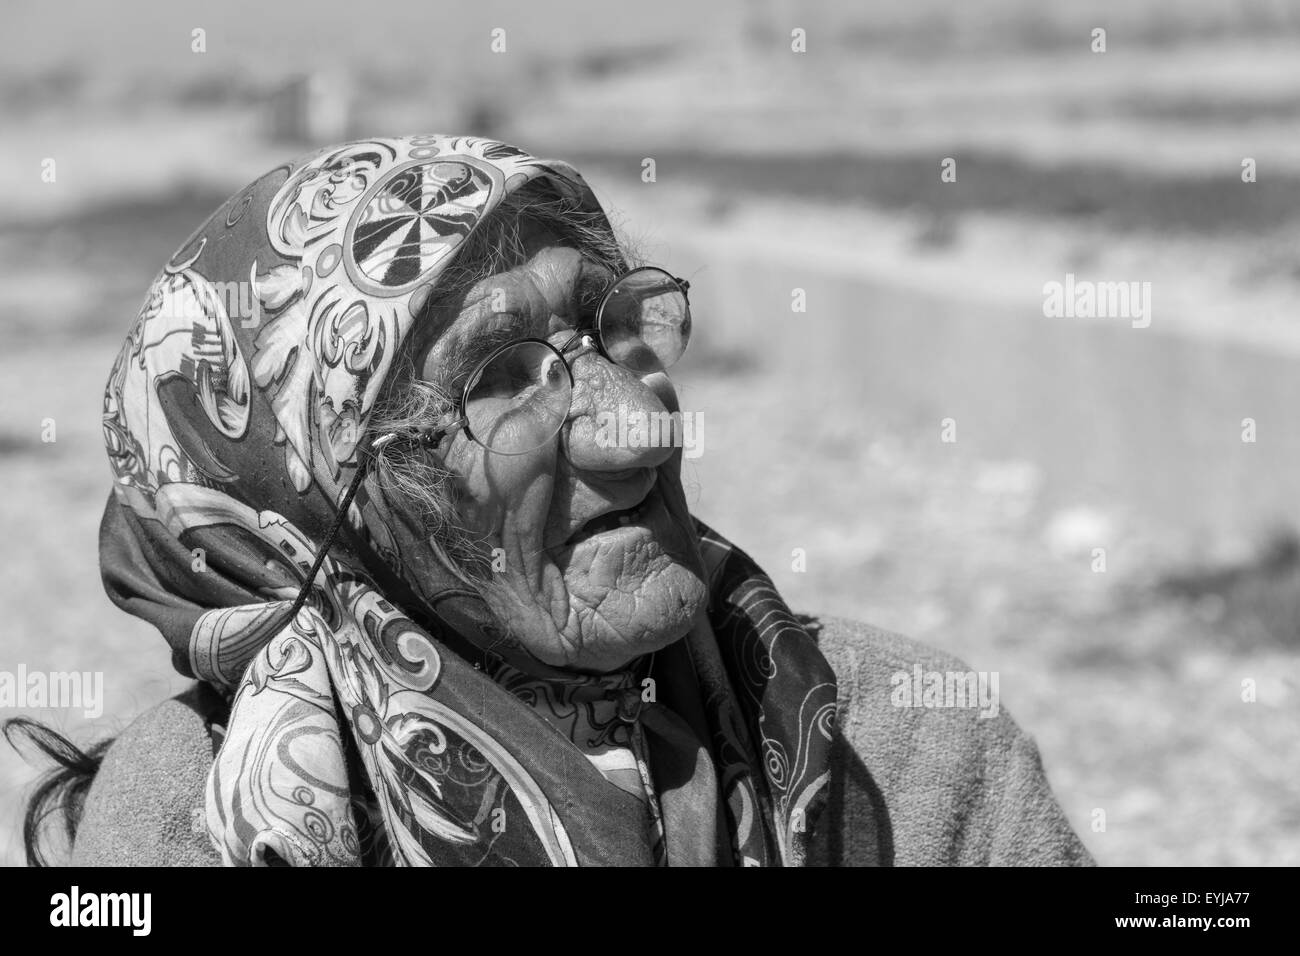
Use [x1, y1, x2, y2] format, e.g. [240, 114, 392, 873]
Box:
[421, 266, 691, 456]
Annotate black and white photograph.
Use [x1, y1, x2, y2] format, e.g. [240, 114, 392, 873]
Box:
[0, 0, 1293, 910]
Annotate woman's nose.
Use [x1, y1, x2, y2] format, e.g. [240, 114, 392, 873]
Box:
[561, 349, 676, 471]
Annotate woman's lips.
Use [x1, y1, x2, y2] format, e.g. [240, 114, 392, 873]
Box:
[548, 470, 659, 549]
[568, 496, 650, 542]
[551, 483, 666, 558]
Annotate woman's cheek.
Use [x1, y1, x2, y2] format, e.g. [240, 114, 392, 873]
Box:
[443, 437, 478, 483]
[441, 439, 496, 534]
[450, 439, 558, 540]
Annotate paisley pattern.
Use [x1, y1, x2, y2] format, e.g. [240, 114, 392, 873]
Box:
[98, 134, 838, 866]
[103, 269, 252, 493]
[708, 562, 838, 865]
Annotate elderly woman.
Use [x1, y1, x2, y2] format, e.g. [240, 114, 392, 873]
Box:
[12, 135, 1091, 866]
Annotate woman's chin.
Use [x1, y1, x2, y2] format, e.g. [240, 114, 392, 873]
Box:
[497, 554, 707, 674]
[571, 562, 708, 672]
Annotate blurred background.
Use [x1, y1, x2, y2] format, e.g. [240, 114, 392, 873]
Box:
[3, 0, 1300, 866]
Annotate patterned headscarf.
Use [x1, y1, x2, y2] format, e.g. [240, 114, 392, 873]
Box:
[99, 135, 836, 866]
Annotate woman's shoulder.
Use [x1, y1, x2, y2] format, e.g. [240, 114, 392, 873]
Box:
[71, 684, 224, 867]
[809, 614, 1094, 866]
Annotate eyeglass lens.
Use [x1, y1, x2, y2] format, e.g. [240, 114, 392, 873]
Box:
[461, 269, 689, 454]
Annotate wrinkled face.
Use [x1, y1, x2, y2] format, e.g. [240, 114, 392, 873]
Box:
[416, 222, 709, 673]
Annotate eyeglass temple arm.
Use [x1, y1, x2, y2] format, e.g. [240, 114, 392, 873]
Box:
[616, 275, 690, 299]
[649, 276, 690, 296]
[421, 418, 466, 447]
[284, 432, 397, 623]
